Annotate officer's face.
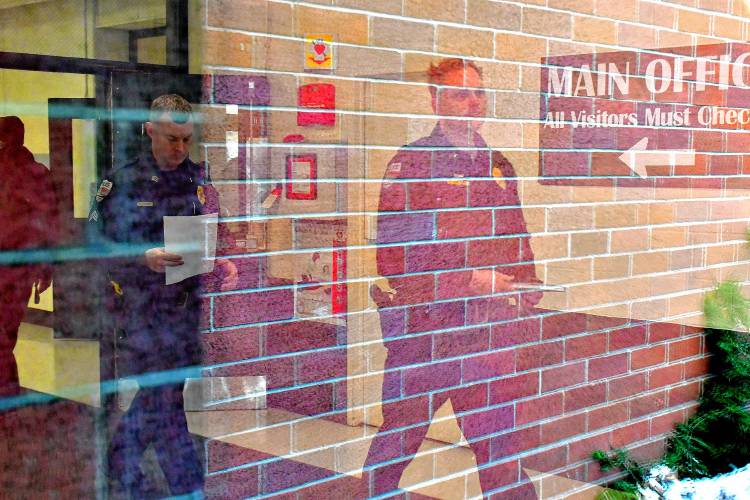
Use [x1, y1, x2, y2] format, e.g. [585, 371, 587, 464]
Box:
[146, 113, 194, 170]
[432, 67, 487, 133]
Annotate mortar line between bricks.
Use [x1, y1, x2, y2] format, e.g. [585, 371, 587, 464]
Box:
[210, 0, 750, 55]
[199, 99, 750, 129]
[197, 216, 750, 255]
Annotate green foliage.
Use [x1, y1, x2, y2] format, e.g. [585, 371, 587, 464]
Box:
[592, 448, 648, 494]
[662, 280, 750, 478]
[593, 280, 750, 489]
[595, 488, 639, 500]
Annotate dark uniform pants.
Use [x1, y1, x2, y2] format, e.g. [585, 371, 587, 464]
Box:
[108, 383, 203, 498]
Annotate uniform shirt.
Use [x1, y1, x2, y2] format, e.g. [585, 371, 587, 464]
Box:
[375, 125, 538, 326]
[88, 154, 223, 373]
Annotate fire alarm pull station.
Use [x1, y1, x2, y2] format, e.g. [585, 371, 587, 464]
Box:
[298, 83, 335, 126]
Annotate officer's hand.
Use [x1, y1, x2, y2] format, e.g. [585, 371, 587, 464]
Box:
[217, 259, 239, 291]
[144, 247, 183, 273]
[469, 269, 515, 293]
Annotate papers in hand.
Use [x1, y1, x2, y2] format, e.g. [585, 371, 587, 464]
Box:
[163, 213, 218, 285]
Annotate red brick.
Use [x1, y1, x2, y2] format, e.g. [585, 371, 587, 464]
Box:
[437, 270, 489, 299]
[542, 311, 588, 339]
[608, 373, 646, 400]
[208, 440, 273, 472]
[383, 335, 433, 367]
[462, 349, 515, 383]
[669, 336, 702, 361]
[489, 372, 539, 404]
[202, 327, 261, 364]
[631, 345, 666, 370]
[467, 237, 521, 266]
[267, 384, 334, 416]
[266, 320, 338, 355]
[403, 361, 462, 395]
[651, 408, 686, 437]
[406, 241, 466, 273]
[468, 296, 519, 325]
[376, 246, 405, 276]
[648, 322, 681, 342]
[520, 446, 568, 472]
[437, 210, 493, 238]
[409, 181, 467, 209]
[261, 458, 332, 494]
[588, 401, 629, 430]
[609, 325, 647, 351]
[385, 274, 435, 306]
[684, 356, 710, 379]
[214, 289, 294, 327]
[649, 363, 683, 389]
[491, 318, 541, 348]
[569, 432, 611, 463]
[479, 459, 519, 491]
[297, 474, 369, 500]
[587, 313, 629, 331]
[516, 341, 564, 371]
[542, 362, 586, 392]
[611, 420, 649, 448]
[668, 381, 701, 406]
[212, 356, 294, 389]
[434, 327, 490, 359]
[460, 405, 514, 438]
[206, 466, 259, 498]
[630, 391, 667, 418]
[589, 353, 629, 381]
[297, 348, 347, 384]
[379, 395, 430, 428]
[566, 332, 607, 360]
[491, 425, 541, 458]
[517, 393, 564, 425]
[407, 301, 465, 333]
[541, 413, 587, 444]
[564, 382, 606, 412]
[629, 438, 667, 463]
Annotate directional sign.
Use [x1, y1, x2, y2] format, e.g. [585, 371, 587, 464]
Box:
[538, 42, 750, 188]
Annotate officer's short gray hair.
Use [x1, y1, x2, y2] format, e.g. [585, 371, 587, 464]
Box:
[149, 94, 193, 124]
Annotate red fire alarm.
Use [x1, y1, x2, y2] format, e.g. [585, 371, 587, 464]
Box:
[298, 83, 335, 126]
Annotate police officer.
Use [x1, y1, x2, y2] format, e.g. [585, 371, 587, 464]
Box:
[364, 59, 543, 496]
[91, 94, 237, 497]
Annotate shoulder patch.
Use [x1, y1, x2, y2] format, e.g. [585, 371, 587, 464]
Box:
[95, 180, 113, 202]
[88, 209, 99, 222]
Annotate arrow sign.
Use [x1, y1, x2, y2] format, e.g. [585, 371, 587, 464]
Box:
[618, 137, 695, 178]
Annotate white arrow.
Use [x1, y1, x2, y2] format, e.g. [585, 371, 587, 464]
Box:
[618, 137, 695, 178]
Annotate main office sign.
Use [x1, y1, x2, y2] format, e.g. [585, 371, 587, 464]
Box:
[538, 43, 750, 188]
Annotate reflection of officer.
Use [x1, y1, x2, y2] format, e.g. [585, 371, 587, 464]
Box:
[0, 116, 57, 397]
[90, 95, 237, 497]
[364, 59, 542, 496]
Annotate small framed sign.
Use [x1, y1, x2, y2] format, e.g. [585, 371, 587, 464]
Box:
[285, 153, 318, 200]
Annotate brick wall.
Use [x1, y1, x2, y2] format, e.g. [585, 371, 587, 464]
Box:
[198, 1, 750, 498]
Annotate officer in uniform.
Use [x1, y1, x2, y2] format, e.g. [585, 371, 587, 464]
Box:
[364, 59, 543, 497]
[89, 94, 237, 497]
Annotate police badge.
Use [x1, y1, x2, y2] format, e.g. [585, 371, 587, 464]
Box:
[95, 179, 113, 202]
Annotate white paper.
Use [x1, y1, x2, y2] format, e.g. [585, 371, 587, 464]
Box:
[164, 213, 218, 285]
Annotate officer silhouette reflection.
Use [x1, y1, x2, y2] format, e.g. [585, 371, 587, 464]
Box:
[0, 116, 57, 397]
[364, 59, 542, 496]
